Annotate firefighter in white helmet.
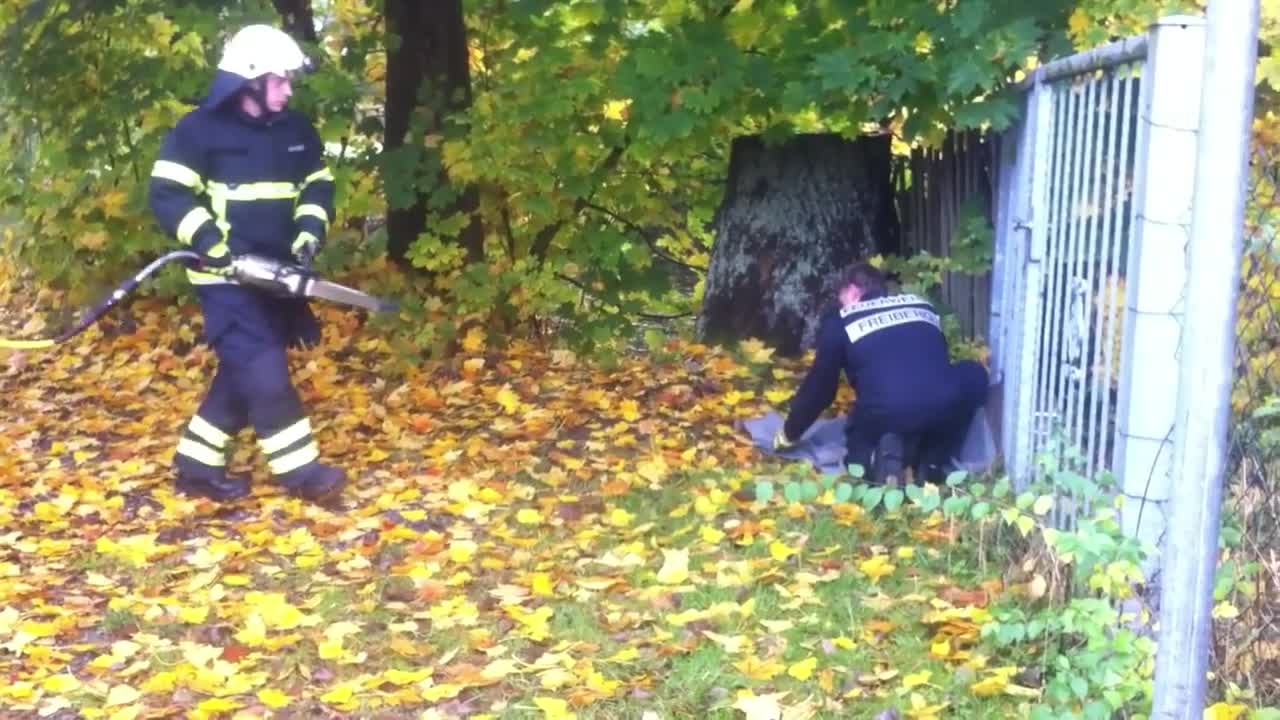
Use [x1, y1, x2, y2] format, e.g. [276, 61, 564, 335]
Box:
[147, 24, 345, 502]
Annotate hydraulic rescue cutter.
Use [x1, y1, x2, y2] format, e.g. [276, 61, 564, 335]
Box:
[0, 250, 398, 350]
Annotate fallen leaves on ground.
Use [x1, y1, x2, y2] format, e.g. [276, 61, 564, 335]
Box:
[0, 299, 1036, 718]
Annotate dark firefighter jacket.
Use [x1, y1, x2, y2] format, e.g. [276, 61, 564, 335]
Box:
[148, 69, 335, 348]
[783, 291, 961, 440]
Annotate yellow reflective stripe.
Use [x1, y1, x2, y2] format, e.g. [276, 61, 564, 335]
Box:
[303, 168, 334, 186]
[268, 442, 319, 475]
[207, 181, 300, 202]
[176, 438, 226, 467]
[176, 207, 214, 245]
[259, 418, 312, 456]
[291, 231, 319, 254]
[294, 204, 329, 227]
[188, 416, 231, 449]
[205, 241, 229, 259]
[152, 160, 204, 190]
[186, 268, 232, 285]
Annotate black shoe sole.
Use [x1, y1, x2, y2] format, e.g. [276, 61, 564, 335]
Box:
[874, 434, 906, 487]
[175, 477, 250, 502]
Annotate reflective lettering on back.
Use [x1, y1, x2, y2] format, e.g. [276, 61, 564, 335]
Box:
[840, 294, 940, 345]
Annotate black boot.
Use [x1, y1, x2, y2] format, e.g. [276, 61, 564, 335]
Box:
[276, 461, 347, 501]
[174, 457, 251, 502]
[873, 433, 906, 487]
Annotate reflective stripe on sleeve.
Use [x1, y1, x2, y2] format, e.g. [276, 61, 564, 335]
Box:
[294, 204, 329, 228]
[151, 160, 204, 190]
[176, 207, 215, 245]
[302, 168, 334, 186]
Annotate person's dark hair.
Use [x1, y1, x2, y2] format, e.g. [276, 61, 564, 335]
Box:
[841, 262, 887, 296]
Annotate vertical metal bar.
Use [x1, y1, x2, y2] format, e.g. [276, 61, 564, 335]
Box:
[1053, 77, 1092, 530]
[1012, 80, 1056, 489]
[1152, 1, 1259, 716]
[1036, 78, 1079, 489]
[1086, 67, 1126, 486]
[1067, 73, 1105, 495]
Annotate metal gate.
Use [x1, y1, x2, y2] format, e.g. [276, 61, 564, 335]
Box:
[991, 16, 1208, 534]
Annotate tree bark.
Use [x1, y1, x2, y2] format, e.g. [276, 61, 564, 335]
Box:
[383, 0, 484, 267]
[697, 133, 900, 357]
[271, 0, 317, 43]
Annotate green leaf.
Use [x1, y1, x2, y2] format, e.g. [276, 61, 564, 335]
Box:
[784, 481, 803, 504]
[754, 481, 775, 503]
[942, 495, 971, 517]
[1016, 492, 1036, 510]
[992, 477, 1011, 499]
[945, 470, 969, 487]
[833, 482, 854, 503]
[971, 502, 992, 520]
[883, 489, 905, 513]
[862, 486, 886, 511]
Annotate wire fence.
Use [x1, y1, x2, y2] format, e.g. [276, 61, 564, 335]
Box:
[1212, 129, 1280, 705]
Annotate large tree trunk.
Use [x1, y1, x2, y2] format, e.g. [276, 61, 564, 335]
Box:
[383, 0, 484, 267]
[272, 0, 317, 43]
[697, 133, 900, 357]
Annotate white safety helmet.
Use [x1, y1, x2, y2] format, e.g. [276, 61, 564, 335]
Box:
[217, 24, 311, 81]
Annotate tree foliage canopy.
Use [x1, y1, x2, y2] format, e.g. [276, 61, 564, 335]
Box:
[1, 0, 1270, 356]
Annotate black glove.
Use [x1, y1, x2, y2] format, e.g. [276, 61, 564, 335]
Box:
[292, 232, 319, 269]
[198, 246, 233, 275]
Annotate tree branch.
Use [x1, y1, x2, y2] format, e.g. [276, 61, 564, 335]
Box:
[555, 273, 693, 321]
[531, 144, 627, 263]
[582, 201, 707, 273]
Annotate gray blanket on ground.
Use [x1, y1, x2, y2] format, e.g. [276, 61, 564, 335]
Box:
[739, 409, 996, 477]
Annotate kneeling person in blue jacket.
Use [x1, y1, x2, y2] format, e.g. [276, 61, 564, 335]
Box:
[774, 263, 988, 485]
[147, 25, 346, 502]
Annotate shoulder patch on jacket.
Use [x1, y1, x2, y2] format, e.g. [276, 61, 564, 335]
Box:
[288, 144, 305, 152]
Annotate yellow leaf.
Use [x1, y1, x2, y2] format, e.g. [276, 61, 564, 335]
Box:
[449, 539, 477, 563]
[1032, 495, 1054, 516]
[320, 684, 354, 704]
[769, 540, 796, 562]
[896, 547, 916, 560]
[530, 572, 556, 597]
[732, 690, 788, 720]
[858, 555, 896, 583]
[42, 674, 82, 693]
[970, 674, 1009, 697]
[236, 613, 266, 647]
[196, 698, 242, 715]
[608, 508, 634, 527]
[830, 636, 855, 650]
[1067, 8, 1089, 38]
[533, 696, 577, 720]
[787, 656, 818, 680]
[383, 668, 433, 686]
[700, 525, 725, 544]
[178, 605, 209, 624]
[930, 638, 951, 659]
[419, 683, 463, 701]
[105, 684, 141, 707]
[539, 667, 576, 690]
[461, 326, 486, 353]
[101, 189, 128, 218]
[734, 655, 785, 680]
[656, 548, 690, 584]
[902, 670, 931, 689]
[257, 688, 292, 709]
[602, 99, 630, 121]
[738, 338, 776, 364]
[765, 388, 792, 404]
[1212, 601, 1240, 619]
[495, 385, 520, 414]
[1203, 702, 1248, 720]
[703, 630, 749, 654]
[517, 508, 543, 525]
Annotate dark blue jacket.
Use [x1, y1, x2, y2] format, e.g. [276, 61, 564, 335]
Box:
[783, 291, 958, 439]
[148, 72, 334, 346]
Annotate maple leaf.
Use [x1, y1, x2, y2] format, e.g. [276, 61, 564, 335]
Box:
[858, 555, 896, 583]
[533, 696, 577, 720]
[656, 547, 690, 584]
[732, 690, 788, 720]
